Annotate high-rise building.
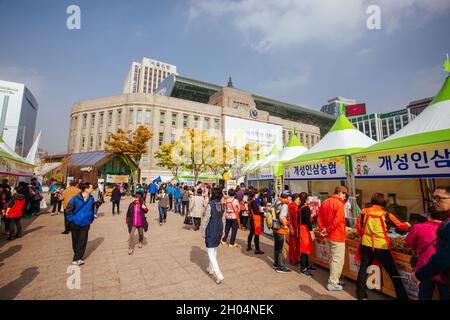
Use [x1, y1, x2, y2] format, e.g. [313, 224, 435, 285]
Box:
[349, 108, 417, 141]
[123, 57, 178, 94]
[0, 80, 38, 156]
[407, 97, 433, 115]
[320, 97, 356, 118]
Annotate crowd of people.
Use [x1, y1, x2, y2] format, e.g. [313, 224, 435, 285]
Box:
[0, 176, 449, 300]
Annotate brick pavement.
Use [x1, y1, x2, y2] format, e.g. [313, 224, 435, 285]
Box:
[0, 198, 388, 300]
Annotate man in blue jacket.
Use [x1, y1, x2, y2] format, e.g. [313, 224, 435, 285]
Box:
[412, 186, 450, 290]
[166, 183, 174, 211]
[173, 183, 182, 214]
[65, 182, 95, 266]
[149, 182, 158, 203]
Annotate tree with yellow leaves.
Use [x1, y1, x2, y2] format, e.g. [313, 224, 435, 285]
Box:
[154, 142, 183, 177]
[104, 125, 153, 181]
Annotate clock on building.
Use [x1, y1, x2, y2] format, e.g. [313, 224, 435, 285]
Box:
[250, 109, 258, 119]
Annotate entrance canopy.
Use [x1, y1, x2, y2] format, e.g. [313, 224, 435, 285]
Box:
[284, 115, 376, 180]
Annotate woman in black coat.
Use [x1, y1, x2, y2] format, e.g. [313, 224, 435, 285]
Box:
[126, 194, 149, 255]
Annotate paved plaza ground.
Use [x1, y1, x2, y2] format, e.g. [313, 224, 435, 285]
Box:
[0, 198, 387, 300]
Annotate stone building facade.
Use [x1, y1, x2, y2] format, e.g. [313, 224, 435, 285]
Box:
[69, 84, 322, 182]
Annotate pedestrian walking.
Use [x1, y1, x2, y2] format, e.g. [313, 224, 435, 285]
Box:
[166, 183, 174, 211]
[65, 182, 96, 266]
[201, 187, 225, 284]
[51, 183, 63, 215]
[189, 188, 207, 231]
[157, 188, 169, 226]
[240, 190, 249, 230]
[174, 183, 182, 214]
[355, 192, 410, 300]
[181, 185, 190, 216]
[317, 186, 348, 291]
[48, 178, 57, 206]
[126, 194, 149, 255]
[221, 189, 240, 248]
[91, 183, 103, 218]
[247, 189, 264, 254]
[111, 184, 122, 215]
[149, 182, 158, 203]
[61, 180, 81, 234]
[4, 185, 26, 240]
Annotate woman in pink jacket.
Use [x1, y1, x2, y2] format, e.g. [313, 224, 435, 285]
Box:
[405, 211, 449, 300]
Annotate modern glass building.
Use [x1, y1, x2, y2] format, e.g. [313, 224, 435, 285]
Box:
[0, 80, 38, 156]
[349, 108, 417, 141]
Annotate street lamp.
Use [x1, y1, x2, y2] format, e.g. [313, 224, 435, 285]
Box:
[3, 125, 26, 156]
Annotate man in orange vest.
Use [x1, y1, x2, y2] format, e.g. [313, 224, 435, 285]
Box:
[273, 193, 292, 273]
[355, 192, 410, 300]
[318, 186, 348, 291]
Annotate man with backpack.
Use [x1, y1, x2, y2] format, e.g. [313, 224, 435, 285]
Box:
[65, 182, 96, 266]
[412, 186, 450, 294]
[271, 193, 292, 273]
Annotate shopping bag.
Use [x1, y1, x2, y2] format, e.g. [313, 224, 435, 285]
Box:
[184, 214, 193, 225]
[40, 199, 48, 209]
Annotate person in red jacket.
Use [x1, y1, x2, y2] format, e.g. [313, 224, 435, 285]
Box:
[288, 194, 301, 266]
[317, 186, 348, 291]
[5, 185, 26, 240]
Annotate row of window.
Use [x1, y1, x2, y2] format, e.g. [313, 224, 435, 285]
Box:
[352, 114, 413, 141]
[283, 130, 319, 147]
[73, 109, 222, 151]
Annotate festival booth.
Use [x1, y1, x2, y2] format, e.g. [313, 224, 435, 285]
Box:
[0, 136, 34, 183]
[338, 72, 450, 299]
[249, 146, 281, 192]
[277, 134, 308, 195]
[283, 114, 377, 224]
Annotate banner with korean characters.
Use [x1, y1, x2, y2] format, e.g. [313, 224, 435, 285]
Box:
[284, 157, 347, 180]
[247, 171, 258, 181]
[0, 157, 33, 177]
[382, 259, 419, 300]
[347, 246, 361, 276]
[314, 237, 330, 263]
[274, 175, 283, 199]
[258, 166, 274, 180]
[352, 141, 450, 179]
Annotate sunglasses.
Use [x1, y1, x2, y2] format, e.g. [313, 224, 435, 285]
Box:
[432, 196, 450, 202]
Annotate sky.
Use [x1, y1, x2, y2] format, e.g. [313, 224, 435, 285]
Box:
[0, 0, 449, 153]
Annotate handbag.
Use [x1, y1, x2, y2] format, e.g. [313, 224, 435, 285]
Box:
[184, 214, 193, 225]
[410, 236, 436, 268]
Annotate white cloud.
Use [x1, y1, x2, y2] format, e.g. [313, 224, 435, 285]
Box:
[187, 0, 450, 52]
[258, 71, 310, 91]
[0, 66, 45, 99]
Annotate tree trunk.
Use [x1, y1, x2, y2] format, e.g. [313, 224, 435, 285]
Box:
[137, 167, 141, 183]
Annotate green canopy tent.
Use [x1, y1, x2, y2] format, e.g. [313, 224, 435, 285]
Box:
[351, 62, 450, 214]
[0, 136, 34, 177]
[283, 115, 376, 224]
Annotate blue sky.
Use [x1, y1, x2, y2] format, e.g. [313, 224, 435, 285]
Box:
[0, 0, 449, 153]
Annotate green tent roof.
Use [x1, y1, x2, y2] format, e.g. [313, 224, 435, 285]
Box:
[357, 74, 450, 154]
[329, 114, 358, 132]
[285, 134, 304, 148]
